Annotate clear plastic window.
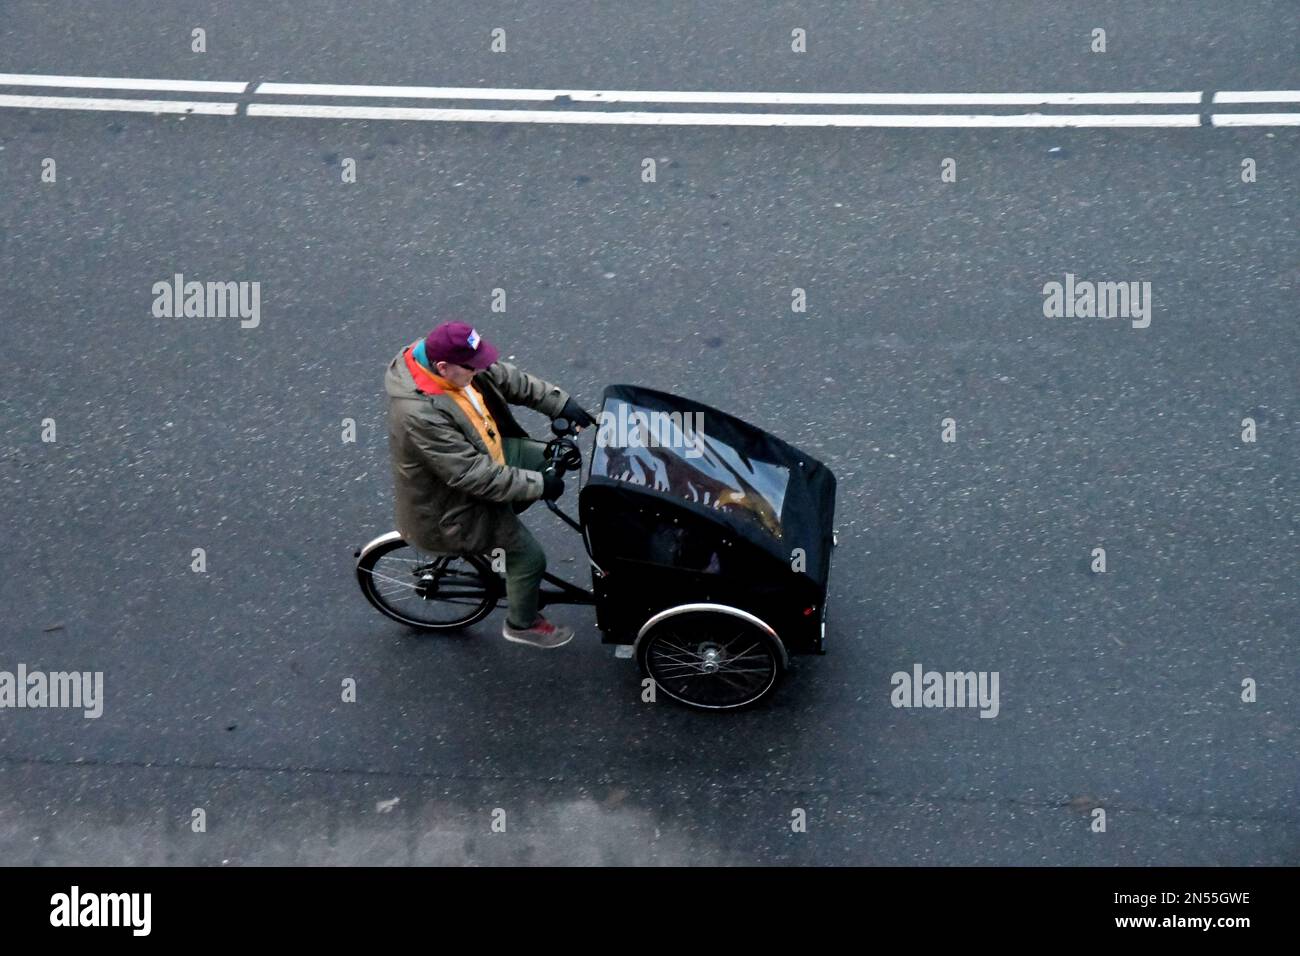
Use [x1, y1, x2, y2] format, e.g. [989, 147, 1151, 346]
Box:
[590, 398, 790, 540]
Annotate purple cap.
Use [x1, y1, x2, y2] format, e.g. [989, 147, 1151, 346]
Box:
[424, 322, 499, 370]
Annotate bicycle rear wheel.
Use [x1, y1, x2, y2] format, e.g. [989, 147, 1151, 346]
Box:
[356, 534, 499, 632]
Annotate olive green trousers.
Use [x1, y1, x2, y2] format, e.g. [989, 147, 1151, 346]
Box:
[501, 437, 550, 628]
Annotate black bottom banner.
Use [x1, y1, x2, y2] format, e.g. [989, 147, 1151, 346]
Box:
[0, 866, 1286, 942]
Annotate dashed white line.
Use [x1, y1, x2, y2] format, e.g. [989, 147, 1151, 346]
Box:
[0, 72, 247, 94]
[255, 82, 1202, 106]
[246, 103, 1203, 127]
[1211, 112, 1300, 126]
[1212, 90, 1300, 104]
[257, 82, 568, 101]
[0, 94, 238, 115]
[245, 104, 1206, 127]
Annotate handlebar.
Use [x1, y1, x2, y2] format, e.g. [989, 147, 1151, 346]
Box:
[544, 436, 584, 479]
[544, 412, 590, 478]
[540, 412, 591, 533]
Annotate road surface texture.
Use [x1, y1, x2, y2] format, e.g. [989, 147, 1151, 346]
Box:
[1, 2, 1296, 864]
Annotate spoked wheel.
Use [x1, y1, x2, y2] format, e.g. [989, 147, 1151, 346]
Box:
[356, 533, 500, 631]
[636, 604, 785, 711]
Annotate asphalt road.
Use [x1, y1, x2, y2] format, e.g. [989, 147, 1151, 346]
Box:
[0, 2, 1296, 865]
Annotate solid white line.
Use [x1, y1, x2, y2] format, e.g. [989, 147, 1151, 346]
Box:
[1211, 113, 1300, 126]
[248, 103, 1202, 127]
[0, 94, 238, 115]
[0, 72, 247, 94]
[256, 82, 1201, 106]
[1212, 90, 1300, 104]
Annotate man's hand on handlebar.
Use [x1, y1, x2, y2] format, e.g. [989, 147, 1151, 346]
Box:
[560, 398, 597, 432]
[541, 467, 566, 501]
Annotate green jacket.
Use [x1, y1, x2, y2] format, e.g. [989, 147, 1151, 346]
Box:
[385, 345, 570, 554]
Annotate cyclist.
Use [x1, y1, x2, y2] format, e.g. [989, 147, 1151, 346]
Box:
[385, 321, 595, 648]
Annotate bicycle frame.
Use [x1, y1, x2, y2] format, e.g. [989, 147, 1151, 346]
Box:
[507, 423, 597, 608]
[515, 490, 597, 608]
[535, 569, 596, 609]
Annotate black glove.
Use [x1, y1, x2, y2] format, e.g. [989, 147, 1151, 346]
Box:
[541, 468, 566, 501]
[560, 398, 597, 430]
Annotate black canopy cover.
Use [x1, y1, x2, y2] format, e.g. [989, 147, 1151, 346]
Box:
[583, 384, 837, 588]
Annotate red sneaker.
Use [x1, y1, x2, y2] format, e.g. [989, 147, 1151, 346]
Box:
[501, 615, 574, 649]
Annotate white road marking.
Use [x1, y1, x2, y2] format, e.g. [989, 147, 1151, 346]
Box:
[248, 103, 1203, 127]
[256, 82, 1202, 106]
[0, 94, 238, 115]
[0, 72, 247, 93]
[258, 82, 563, 101]
[1212, 90, 1300, 103]
[0, 72, 1293, 127]
[1211, 112, 1300, 126]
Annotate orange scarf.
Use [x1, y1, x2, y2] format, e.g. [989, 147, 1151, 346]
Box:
[404, 344, 505, 465]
